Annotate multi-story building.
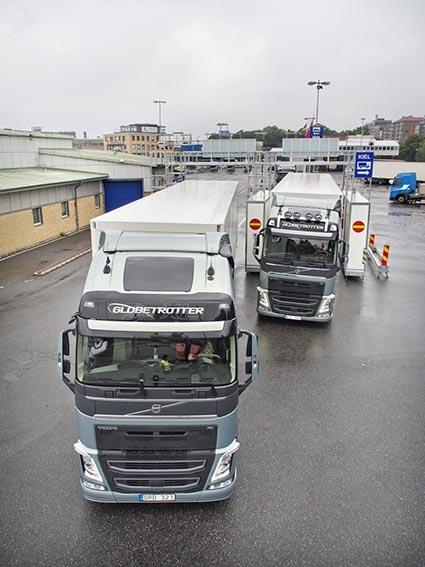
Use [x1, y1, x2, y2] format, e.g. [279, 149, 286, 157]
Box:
[369, 115, 393, 140]
[103, 123, 172, 157]
[392, 116, 424, 142]
[73, 138, 103, 150]
[418, 120, 425, 137]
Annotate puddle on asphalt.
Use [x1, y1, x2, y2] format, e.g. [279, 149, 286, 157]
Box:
[387, 211, 413, 217]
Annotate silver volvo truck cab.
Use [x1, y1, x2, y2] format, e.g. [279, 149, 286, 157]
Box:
[57, 181, 259, 503]
[255, 202, 340, 322]
[246, 174, 342, 323]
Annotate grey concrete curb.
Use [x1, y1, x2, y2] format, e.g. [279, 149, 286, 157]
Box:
[33, 248, 91, 276]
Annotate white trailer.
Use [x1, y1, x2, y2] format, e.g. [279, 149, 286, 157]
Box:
[373, 160, 425, 183]
[340, 191, 370, 277]
[91, 179, 239, 254]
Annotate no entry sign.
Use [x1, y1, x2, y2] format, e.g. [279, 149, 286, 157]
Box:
[249, 218, 262, 231]
[352, 220, 365, 233]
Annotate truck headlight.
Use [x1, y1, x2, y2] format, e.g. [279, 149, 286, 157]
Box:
[257, 286, 270, 310]
[318, 293, 336, 315]
[74, 441, 104, 485]
[209, 440, 240, 488]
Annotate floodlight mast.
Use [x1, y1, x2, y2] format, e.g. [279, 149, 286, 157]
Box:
[307, 81, 330, 124]
[153, 100, 167, 137]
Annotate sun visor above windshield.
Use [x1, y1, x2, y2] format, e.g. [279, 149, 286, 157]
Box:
[79, 291, 236, 322]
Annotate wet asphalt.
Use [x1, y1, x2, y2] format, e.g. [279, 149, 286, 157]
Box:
[0, 171, 424, 567]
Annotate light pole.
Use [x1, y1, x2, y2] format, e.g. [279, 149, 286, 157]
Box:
[153, 99, 166, 139]
[360, 117, 366, 146]
[307, 81, 330, 124]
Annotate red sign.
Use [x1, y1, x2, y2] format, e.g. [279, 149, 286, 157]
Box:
[352, 220, 365, 233]
[249, 218, 261, 231]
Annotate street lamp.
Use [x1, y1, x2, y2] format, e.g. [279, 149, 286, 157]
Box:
[307, 81, 330, 124]
[360, 117, 366, 146]
[153, 99, 166, 137]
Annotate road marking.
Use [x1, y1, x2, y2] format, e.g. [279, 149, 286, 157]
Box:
[33, 248, 91, 276]
[238, 217, 246, 227]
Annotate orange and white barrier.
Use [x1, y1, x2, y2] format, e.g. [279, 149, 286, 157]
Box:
[366, 234, 390, 280]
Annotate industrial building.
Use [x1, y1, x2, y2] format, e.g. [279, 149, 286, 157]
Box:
[38, 148, 159, 199]
[272, 137, 399, 163]
[0, 168, 106, 258]
[0, 128, 73, 168]
[0, 129, 161, 257]
[176, 138, 260, 160]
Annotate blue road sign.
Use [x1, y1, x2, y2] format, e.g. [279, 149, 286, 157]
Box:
[354, 151, 374, 178]
[311, 125, 323, 138]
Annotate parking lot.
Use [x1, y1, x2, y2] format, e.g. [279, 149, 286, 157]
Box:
[1, 171, 425, 567]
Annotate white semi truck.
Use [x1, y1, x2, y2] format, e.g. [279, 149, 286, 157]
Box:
[57, 180, 259, 503]
[245, 173, 369, 322]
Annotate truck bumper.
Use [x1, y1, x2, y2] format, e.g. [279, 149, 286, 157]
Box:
[80, 473, 237, 504]
[257, 305, 332, 323]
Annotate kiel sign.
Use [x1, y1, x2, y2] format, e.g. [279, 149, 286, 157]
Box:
[354, 151, 374, 179]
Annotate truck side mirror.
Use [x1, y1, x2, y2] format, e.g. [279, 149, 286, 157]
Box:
[246, 334, 252, 356]
[219, 241, 235, 271]
[238, 330, 259, 395]
[253, 229, 264, 263]
[57, 329, 74, 392]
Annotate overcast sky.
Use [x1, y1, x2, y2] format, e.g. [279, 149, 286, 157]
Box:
[0, 0, 424, 138]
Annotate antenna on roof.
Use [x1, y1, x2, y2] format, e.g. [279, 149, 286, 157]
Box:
[103, 256, 111, 274]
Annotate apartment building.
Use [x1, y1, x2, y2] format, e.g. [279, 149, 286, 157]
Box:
[103, 123, 172, 157]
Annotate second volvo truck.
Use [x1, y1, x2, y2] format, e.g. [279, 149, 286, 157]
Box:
[246, 173, 342, 322]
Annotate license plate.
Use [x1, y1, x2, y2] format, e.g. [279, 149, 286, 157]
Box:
[284, 315, 302, 321]
[138, 494, 176, 502]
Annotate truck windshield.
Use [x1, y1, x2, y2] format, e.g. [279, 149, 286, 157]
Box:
[77, 335, 236, 387]
[264, 231, 337, 265]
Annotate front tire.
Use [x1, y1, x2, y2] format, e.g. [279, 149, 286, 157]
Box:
[396, 194, 407, 204]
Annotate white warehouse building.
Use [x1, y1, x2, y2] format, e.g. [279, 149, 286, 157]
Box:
[274, 137, 399, 162]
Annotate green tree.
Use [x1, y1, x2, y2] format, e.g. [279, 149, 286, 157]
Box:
[399, 134, 425, 161]
[416, 140, 425, 162]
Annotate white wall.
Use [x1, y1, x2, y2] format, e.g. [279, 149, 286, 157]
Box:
[0, 180, 102, 214]
[0, 134, 73, 168]
[38, 153, 152, 193]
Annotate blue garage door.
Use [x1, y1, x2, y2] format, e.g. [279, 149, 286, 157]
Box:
[103, 179, 144, 212]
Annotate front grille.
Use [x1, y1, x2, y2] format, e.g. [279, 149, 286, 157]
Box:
[114, 477, 200, 492]
[107, 459, 206, 473]
[269, 279, 324, 317]
[100, 453, 213, 493]
[96, 424, 217, 493]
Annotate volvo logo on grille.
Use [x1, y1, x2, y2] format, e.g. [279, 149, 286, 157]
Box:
[151, 404, 161, 414]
